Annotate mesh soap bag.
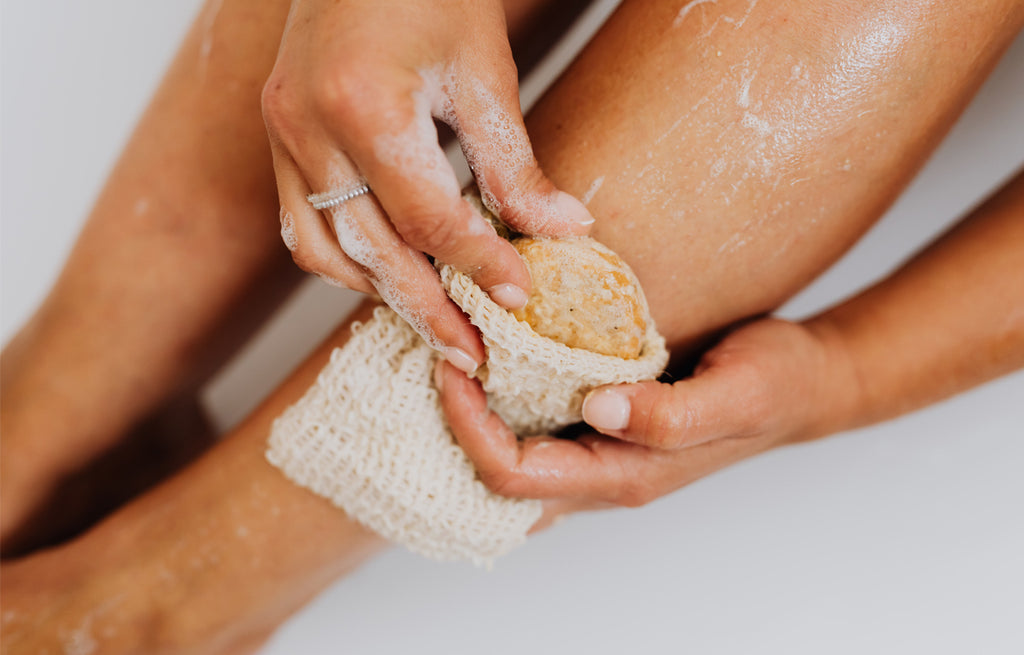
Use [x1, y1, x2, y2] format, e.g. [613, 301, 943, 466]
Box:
[266, 192, 669, 566]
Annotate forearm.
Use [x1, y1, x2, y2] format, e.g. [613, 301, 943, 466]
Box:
[809, 169, 1024, 434]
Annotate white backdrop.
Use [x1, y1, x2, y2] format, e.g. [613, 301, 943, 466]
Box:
[2, 2, 1023, 653]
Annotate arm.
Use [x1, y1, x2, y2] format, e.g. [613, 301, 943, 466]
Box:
[4, 0, 1020, 648]
[440, 169, 1024, 508]
[812, 168, 1024, 431]
[437, 0, 1024, 506]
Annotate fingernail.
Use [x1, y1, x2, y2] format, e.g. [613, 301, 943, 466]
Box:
[443, 347, 479, 376]
[582, 388, 631, 431]
[433, 358, 445, 392]
[553, 190, 595, 226]
[487, 283, 530, 309]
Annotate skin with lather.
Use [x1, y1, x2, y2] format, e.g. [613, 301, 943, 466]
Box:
[2, 0, 1023, 651]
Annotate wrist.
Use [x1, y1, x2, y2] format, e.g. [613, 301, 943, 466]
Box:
[799, 314, 868, 441]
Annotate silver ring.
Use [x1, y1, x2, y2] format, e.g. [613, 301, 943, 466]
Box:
[307, 182, 372, 211]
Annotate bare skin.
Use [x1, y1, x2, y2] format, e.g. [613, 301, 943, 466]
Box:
[1, 0, 298, 553]
[0, 0, 587, 556]
[438, 168, 1024, 508]
[2, 305, 389, 655]
[2, 0, 1023, 652]
[435, 0, 1024, 503]
[264, 0, 596, 368]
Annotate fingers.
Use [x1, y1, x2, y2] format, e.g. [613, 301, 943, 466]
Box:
[265, 36, 588, 362]
[267, 95, 485, 369]
[436, 360, 668, 505]
[437, 359, 777, 507]
[304, 158, 486, 369]
[581, 363, 769, 450]
[322, 89, 535, 307]
[269, 142, 374, 294]
[447, 63, 595, 237]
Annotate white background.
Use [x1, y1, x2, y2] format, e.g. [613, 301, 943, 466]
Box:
[2, 2, 1023, 653]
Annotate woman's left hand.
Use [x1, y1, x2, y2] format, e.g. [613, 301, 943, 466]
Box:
[263, 0, 593, 373]
[436, 317, 857, 512]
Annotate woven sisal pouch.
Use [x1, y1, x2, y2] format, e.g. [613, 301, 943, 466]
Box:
[267, 256, 668, 566]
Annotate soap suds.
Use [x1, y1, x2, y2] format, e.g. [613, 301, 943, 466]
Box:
[62, 621, 97, 655]
[329, 204, 444, 351]
[722, 0, 759, 29]
[330, 207, 384, 277]
[737, 70, 756, 108]
[423, 64, 574, 234]
[370, 68, 460, 199]
[58, 595, 124, 655]
[581, 176, 605, 205]
[674, 0, 718, 28]
[372, 115, 460, 199]
[741, 112, 773, 138]
[197, 0, 223, 81]
[279, 207, 298, 251]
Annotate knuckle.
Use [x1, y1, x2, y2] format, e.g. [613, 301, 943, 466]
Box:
[509, 164, 548, 203]
[616, 479, 659, 508]
[398, 207, 459, 255]
[478, 466, 523, 498]
[732, 362, 775, 436]
[261, 74, 301, 136]
[642, 390, 688, 449]
[289, 244, 327, 274]
[496, 165, 547, 220]
[312, 65, 384, 128]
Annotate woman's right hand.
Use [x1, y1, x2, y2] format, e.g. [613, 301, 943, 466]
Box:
[262, 0, 594, 372]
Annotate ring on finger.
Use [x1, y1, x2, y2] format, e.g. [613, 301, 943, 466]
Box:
[307, 180, 372, 210]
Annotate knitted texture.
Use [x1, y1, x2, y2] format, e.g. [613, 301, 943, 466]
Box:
[442, 265, 668, 436]
[266, 248, 669, 565]
[267, 307, 539, 565]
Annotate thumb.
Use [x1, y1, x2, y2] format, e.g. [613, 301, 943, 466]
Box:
[447, 63, 594, 237]
[581, 364, 767, 450]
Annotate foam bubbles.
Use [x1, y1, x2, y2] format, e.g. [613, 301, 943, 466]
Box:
[371, 72, 460, 198]
[329, 205, 444, 351]
[737, 69, 756, 108]
[581, 176, 605, 205]
[674, 0, 718, 28]
[279, 207, 298, 251]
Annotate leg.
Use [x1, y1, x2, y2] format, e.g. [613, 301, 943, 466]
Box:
[3, 0, 1020, 650]
[0, 0, 299, 549]
[1, 305, 388, 654]
[530, 0, 1023, 352]
[0, 0, 591, 553]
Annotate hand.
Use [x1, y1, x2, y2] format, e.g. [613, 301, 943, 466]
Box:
[262, 0, 594, 373]
[436, 318, 857, 512]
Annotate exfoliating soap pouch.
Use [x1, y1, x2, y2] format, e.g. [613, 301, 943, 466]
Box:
[266, 203, 669, 565]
